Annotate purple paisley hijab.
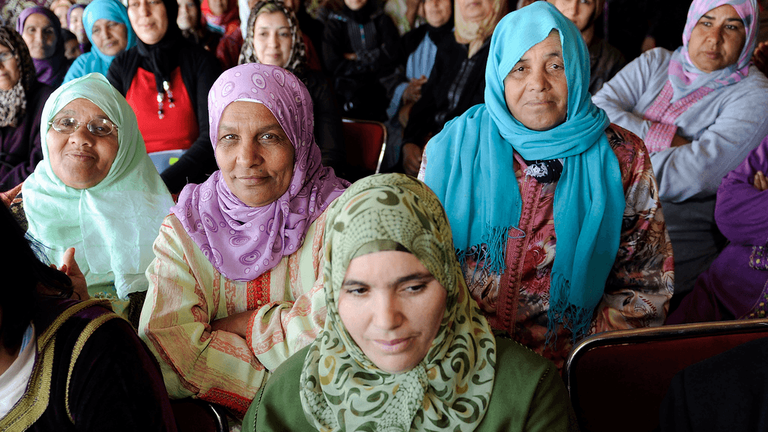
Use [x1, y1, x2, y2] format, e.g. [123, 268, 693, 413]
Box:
[16, 7, 69, 88]
[172, 63, 348, 281]
[667, 0, 758, 102]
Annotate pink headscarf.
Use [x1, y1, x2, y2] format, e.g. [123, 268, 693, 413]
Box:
[172, 63, 348, 281]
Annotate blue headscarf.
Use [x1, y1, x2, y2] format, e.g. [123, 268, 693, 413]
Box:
[63, 0, 137, 83]
[423, 1, 625, 339]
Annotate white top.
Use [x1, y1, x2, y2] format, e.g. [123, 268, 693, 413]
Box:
[0, 324, 36, 419]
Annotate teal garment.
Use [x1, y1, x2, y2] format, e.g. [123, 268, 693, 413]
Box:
[22, 74, 174, 299]
[422, 2, 625, 339]
[63, 0, 137, 83]
[243, 338, 579, 432]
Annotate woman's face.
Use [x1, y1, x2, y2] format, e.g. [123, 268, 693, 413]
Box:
[339, 251, 447, 374]
[252, 11, 292, 67]
[91, 19, 129, 56]
[0, 44, 21, 91]
[548, 0, 596, 32]
[344, 0, 368, 11]
[22, 13, 58, 59]
[48, 98, 119, 189]
[127, 0, 170, 45]
[64, 38, 82, 59]
[69, 8, 85, 40]
[53, 5, 70, 28]
[208, 0, 229, 16]
[215, 101, 295, 207]
[687, 4, 746, 73]
[457, 0, 492, 23]
[424, 0, 452, 28]
[504, 32, 568, 131]
[177, 0, 199, 30]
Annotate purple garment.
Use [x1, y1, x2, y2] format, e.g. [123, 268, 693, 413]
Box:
[172, 63, 348, 281]
[0, 82, 54, 191]
[667, 135, 768, 324]
[16, 7, 71, 88]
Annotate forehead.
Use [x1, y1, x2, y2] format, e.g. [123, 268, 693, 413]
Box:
[255, 11, 289, 26]
[0, 43, 10, 52]
[703, 3, 741, 18]
[55, 97, 110, 119]
[25, 13, 54, 28]
[219, 100, 282, 128]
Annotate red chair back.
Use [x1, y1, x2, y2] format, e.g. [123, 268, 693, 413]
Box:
[342, 118, 386, 174]
[171, 399, 228, 432]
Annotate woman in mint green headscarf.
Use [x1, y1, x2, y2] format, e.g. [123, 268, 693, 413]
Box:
[10, 73, 173, 326]
[243, 174, 576, 431]
[421, 1, 673, 370]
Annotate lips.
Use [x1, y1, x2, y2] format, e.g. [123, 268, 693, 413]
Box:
[65, 151, 96, 163]
[373, 337, 413, 353]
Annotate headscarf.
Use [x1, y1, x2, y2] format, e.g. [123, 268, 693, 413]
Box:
[171, 64, 348, 281]
[16, 7, 69, 87]
[424, 2, 625, 340]
[667, 0, 758, 102]
[201, 0, 240, 34]
[238, 0, 307, 74]
[78, 0, 137, 76]
[134, 0, 184, 94]
[454, 0, 505, 57]
[21, 73, 175, 299]
[299, 174, 497, 432]
[0, 26, 37, 128]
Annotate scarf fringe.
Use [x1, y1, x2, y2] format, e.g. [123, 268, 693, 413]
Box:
[547, 272, 593, 344]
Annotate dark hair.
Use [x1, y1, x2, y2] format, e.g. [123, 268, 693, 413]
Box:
[0, 204, 73, 351]
[61, 28, 78, 43]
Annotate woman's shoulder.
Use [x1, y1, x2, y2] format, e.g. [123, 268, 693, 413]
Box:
[494, 336, 556, 379]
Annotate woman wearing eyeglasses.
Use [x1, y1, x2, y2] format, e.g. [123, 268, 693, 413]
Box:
[1, 73, 174, 328]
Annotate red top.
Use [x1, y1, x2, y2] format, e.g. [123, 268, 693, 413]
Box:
[126, 67, 199, 154]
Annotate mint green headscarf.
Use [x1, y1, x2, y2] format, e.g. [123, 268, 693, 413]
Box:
[300, 174, 497, 431]
[423, 2, 625, 339]
[22, 73, 174, 298]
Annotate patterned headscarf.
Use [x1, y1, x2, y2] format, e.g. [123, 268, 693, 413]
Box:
[454, 0, 506, 57]
[22, 73, 174, 299]
[0, 26, 36, 128]
[300, 174, 497, 431]
[667, 0, 758, 102]
[238, 0, 307, 74]
[424, 2, 625, 340]
[16, 7, 69, 87]
[171, 63, 348, 281]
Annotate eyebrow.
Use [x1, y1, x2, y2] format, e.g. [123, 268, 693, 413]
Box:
[342, 271, 435, 288]
[516, 51, 563, 64]
[218, 121, 283, 135]
[701, 14, 744, 23]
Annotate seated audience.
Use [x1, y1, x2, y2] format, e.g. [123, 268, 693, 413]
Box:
[139, 64, 348, 417]
[243, 174, 578, 431]
[64, 0, 137, 83]
[381, 0, 452, 170]
[0, 27, 54, 190]
[61, 28, 82, 60]
[109, 0, 221, 194]
[547, 0, 624, 94]
[17, 7, 73, 88]
[667, 136, 768, 323]
[67, 4, 89, 53]
[322, 0, 402, 120]
[202, 0, 241, 35]
[593, 0, 768, 304]
[400, 0, 505, 175]
[177, 0, 223, 53]
[0, 203, 177, 431]
[239, 0, 344, 174]
[421, 2, 673, 370]
[2, 73, 174, 327]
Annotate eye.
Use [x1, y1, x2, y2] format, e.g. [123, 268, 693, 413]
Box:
[279, 31, 290, 38]
[344, 286, 369, 296]
[404, 284, 427, 293]
[59, 118, 77, 127]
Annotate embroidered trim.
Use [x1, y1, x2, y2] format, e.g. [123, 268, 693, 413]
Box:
[749, 245, 768, 271]
[200, 387, 253, 417]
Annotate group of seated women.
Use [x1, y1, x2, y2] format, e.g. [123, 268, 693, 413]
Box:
[3, 0, 768, 429]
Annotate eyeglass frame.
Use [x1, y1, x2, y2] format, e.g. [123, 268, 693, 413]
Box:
[0, 51, 16, 65]
[47, 117, 119, 137]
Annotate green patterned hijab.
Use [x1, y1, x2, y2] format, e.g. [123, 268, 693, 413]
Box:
[300, 174, 497, 431]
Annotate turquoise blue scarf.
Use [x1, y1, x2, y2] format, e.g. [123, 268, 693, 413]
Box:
[424, 2, 625, 339]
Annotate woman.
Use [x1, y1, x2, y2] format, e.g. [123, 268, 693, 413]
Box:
[67, 4, 89, 53]
[0, 203, 177, 431]
[2, 73, 174, 328]
[421, 2, 673, 370]
[64, 0, 137, 83]
[593, 0, 768, 302]
[399, 0, 505, 175]
[50, 0, 76, 28]
[17, 7, 73, 88]
[108, 0, 221, 194]
[0, 27, 54, 191]
[177, 0, 223, 53]
[239, 0, 344, 174]
[201, 0, 240, 35]
[666, 137, 768, 324]
[243, 174, 577, 431]
[139, 63, 348, 417]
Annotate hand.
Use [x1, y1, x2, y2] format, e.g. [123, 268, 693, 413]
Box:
[402, 143, 423, 176]
[343, 52, 358, 61]
[398, 101, 415, 127]
[754, 171, 768, 191]
[402, 76, 428, 104]
[59, 248, 89, 300]
[641, 36, 656, 53]
[210, 311, 254, 339]
[670, 133, 690, 148]
[754, 41, 768, 77]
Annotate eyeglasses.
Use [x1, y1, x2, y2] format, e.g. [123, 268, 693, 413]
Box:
[48, 117, 118, 137]
[0, 51, 16, 64]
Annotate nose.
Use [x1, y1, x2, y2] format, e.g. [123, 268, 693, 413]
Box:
[137, 1, 151, 16]
[704, 25, 724, 46]
[268, 32, 279, 47]
[527, 65, 550, 92]
[68, 123, 95, 146]
[237, 141, 264, 167]
[562, 0, 577, 21]
[372, 292, 404, 331]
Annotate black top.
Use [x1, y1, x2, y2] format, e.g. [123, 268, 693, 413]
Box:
[300, 69, 345, 175]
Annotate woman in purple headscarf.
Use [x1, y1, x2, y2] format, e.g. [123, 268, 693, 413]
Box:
[17, 7, 73, 88]
[139, 63, 348, 418]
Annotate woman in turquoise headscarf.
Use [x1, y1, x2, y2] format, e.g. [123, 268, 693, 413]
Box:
[420, 2, 674, 370]
[63, 0, 137, 83]
[3, 73, 173, 327]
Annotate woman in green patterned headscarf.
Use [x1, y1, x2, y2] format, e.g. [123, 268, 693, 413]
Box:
[243, 174, 576, 431]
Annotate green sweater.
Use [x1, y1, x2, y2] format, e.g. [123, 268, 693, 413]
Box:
[243, 337, 579, 431]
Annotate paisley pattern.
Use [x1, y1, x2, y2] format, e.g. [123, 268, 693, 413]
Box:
[0, 27, 34, 128]
[300, 174, 497, 432]
[171, 63, 348, 281]
[238, 0, 308, 75]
